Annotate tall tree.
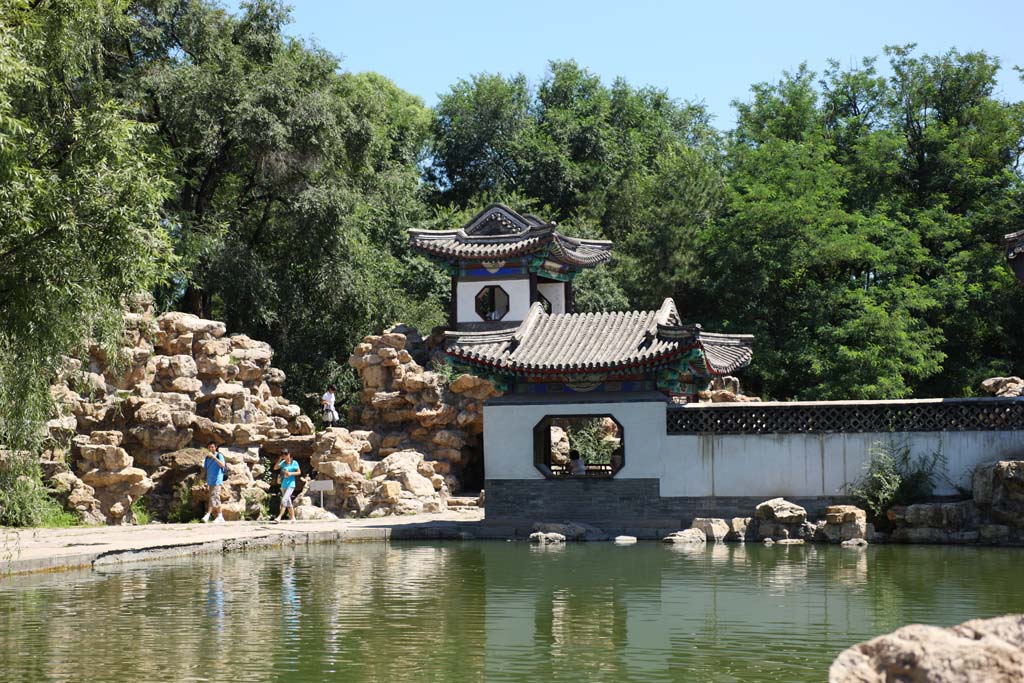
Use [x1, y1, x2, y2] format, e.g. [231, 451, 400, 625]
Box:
[0, 0, 173, 524]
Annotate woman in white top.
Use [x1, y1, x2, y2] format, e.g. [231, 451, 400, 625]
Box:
[321, 384, 338, 428]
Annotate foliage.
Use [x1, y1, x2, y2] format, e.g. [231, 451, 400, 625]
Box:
[430, 358, 459, 387]
[166, 481, 201, 524]
[0, 0, 173, 526]
[566, 419, 617, 465]
[848, 439, 947, 518]
[130, 498, 151, 526]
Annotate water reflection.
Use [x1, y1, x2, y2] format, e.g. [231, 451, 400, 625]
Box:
[0, 542, 1022, 683]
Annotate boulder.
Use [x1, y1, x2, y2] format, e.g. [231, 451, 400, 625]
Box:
[830, 614, 1024, 683]
[663, 528, 706, 544]
[532, 521, 606, 542]
[755, 497, 807, 525]
[727, 517, 754, 541]
[691, 517, 730, 542]
[529, 532, 566, 544]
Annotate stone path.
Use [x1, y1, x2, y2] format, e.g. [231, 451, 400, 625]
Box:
[0, 509, 486, 576]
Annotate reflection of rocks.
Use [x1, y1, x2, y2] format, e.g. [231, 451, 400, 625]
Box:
[830, 614, 1024, 683]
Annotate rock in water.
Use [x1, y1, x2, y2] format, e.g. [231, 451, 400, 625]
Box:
[662, 528, 706, 544]
[830, 614, 1024, 682]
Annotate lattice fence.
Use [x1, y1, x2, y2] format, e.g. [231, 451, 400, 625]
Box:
[666, 399, 1024, 435]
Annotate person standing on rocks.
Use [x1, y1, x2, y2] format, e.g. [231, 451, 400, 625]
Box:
[274, 449, 301, 522]
[321, 384, 338, 429]
[203, 442, 227, 524]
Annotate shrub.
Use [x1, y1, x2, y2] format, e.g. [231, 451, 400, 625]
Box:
[130, 498, 151, 525]
[167, 482, 201, 523]
[848, 439, 947, 519]
[566, 419, 616, 465]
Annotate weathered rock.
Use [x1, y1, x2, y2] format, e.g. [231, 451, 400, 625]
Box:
[663, 528, 706, 544]
[829, 614, 1024, 683]
[755, 497, 807, 525]
[818, 505, 868, 543]
[691, 517, 730, 542]
[727, 517, 754, 541]
[530, 532, 566, 544]
[533, 521, 607, 542]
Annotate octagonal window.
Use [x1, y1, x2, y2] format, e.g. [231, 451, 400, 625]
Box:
[533, 415, 624, 479]
[475, 285, 510, 321]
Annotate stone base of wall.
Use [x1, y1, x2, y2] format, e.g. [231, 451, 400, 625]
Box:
[485, 478, 844, 530]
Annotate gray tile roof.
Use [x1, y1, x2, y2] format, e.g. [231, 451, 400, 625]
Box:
[445, 298, 753, 377]
[408, 204, 613, 267]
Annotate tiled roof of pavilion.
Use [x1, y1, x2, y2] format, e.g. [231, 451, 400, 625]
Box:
[445, 298, 753, 377]
[408, 204, 613, 267]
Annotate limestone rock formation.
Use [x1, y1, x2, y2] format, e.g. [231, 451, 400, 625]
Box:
[347, 326, 501, 493]
[830, 614, 1024, 682]
[981, 376, 1024, 398]
[45, 301, 317, 523]
[663, 528, 706, 544]
[691, 517, 730, 542]
[816, 505, 868, 543]
[755, 497, 809, 540]
[697, 376, 761, 403]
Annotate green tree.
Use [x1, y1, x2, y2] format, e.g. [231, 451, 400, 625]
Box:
[0, 0, 173, 525]
[116, 0, 445, 413]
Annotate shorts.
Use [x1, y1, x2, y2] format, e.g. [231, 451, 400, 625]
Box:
[281, 486, 295, 508]
[209, 485, 222, 506]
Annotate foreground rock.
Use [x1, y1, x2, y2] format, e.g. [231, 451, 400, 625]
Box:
[830, 614, 1024, 682]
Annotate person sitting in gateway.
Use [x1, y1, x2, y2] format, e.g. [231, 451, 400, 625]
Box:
[568, 449, 586, 477]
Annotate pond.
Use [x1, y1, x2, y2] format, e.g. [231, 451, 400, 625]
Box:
[1, 541, 1022, 682]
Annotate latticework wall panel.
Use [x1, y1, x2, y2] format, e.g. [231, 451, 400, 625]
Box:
[666, 400, 1024, 435]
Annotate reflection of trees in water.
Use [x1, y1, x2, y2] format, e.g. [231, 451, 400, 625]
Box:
[0, 543, 488, 683]
[6, 543, 1024, 682]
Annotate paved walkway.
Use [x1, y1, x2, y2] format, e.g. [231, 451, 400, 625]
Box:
[0, 509, 486, 576]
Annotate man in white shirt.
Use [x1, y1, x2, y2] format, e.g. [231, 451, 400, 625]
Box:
[321, 384, 338, 428]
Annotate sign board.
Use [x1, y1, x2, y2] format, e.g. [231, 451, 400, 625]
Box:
[308, 480, 334, 492]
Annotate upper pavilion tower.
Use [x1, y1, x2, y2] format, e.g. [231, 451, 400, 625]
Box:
[408, 204, 613, 330]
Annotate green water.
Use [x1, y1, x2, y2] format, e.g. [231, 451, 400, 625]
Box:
[1, 541, 1022, 683]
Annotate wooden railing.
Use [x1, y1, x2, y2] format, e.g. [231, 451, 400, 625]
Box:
[666, 398, 1024, 435]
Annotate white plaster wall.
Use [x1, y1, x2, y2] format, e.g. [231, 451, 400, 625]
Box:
[484, 400, 1024, 497]
[536, 281, 566, 314]
[456, 278, 531, 323]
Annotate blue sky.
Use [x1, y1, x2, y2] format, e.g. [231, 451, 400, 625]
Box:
[234, 0, 1024, 129]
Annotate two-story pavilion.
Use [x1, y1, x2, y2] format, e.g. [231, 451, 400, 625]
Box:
[409, 203, 753, 401]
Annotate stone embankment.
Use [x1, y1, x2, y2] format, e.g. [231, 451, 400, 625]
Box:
[884, 458, 1024, 545]
[830, 614, 1024, 682]
[42, 304, 475, 524]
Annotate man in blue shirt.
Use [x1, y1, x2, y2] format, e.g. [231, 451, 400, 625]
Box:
[203, 442, 227, 524]
[274, 449, 301, 522]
